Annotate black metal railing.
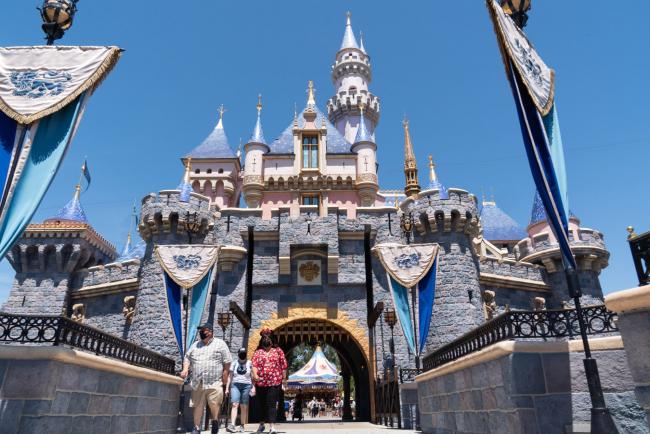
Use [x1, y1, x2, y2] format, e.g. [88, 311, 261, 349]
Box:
[0, 313, 175, 374]
[374, 371, 401, 429]
[422, 305, 617, 372]
[628, 230, 650, 286]
[399, 368, 422, 384]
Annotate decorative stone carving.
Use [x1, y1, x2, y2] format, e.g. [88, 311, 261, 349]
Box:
[533, 297, 546, 311]
[123, 296, 136, 324]
[298, 260, 321, 285]
[71, 303, 85, 323]
[482, 290, 497, 320]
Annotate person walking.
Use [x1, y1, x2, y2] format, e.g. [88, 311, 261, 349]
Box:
[225, 347, 253, 433]
[180, 322, 232, 434]
[252, 327, 287, 434]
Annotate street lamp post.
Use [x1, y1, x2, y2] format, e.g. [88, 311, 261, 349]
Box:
[501, 2, 618, 432]
[39, 0, 79, 45]
[217, 311, 232, 344]
[383, 308, 397, 428]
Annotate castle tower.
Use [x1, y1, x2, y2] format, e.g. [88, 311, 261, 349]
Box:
[402, 119, 421, 198]
[515, 192, 610, 306]
[327, 12, 380, 144]
[2, 183, 116, 315]
[243, 95, 270, 208]
[351, 104, 378, 206]
[182, 106, 241, 209]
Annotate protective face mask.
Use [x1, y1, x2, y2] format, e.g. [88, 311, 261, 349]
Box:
[199, 330, 209, 340]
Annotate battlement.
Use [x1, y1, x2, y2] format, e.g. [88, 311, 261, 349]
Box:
[401, 188, 481, 237]
[327, 92, 380, 123]
[332, 50, 372, 81]
[516, 226, 609, 273]
[73, 259, 141, 290]
[138, 190, 214, 241]
[6, 221, 117, 274]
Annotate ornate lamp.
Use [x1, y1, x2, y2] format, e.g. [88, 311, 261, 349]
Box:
[384, 308, 397, 329]
[185, 212, 201, 234]
[217, 311, 232, 339]
[500, 0, 531, 28]
[39, 0, 79, 45]
[399, 211, 414, 244]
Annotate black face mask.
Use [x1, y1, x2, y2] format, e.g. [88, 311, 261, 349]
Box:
[238, 351, 247, 360]
[199, 330, 210, 340]
[261, 338, 271, 348]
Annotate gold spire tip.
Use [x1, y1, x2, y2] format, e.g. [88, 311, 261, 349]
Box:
[307, 80, 316, 106]
[256, 94, 262, 113]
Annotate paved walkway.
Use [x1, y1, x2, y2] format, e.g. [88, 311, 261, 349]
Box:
[201, 421, 416, 433]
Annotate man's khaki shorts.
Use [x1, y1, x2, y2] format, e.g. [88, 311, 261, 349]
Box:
[190, 382, 223, 408]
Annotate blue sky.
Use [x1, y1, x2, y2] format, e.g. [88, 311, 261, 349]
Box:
[0, 1, 648, 302]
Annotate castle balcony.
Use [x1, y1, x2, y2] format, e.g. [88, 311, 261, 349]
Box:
[327, 92, 380, 124]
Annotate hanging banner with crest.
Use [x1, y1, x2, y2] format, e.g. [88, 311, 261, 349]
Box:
[156, 245, 219, 358]
[0, 46, 121, 259]
[373, 243, 439, 354]
[155, 245, 219, 289]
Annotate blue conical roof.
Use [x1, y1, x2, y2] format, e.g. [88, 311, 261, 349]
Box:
[117, 234, 146, 261]
[529, 191, 577, 226]
[354, 111, 372, 144]
[48, 185, 88, 223]
[249, 100, 267, 145]
[340, 13, 359, 50]
[481, 201, 526, 242]
[186, 115, 235, 159]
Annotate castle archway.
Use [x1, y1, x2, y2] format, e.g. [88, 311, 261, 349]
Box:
[249, 315, 373, 422]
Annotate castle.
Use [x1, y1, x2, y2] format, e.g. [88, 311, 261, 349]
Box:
[1, 14, 610, 422]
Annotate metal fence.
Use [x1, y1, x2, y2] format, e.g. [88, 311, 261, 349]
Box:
[422, 305, 618, 372]
[0, 313, 175, 374]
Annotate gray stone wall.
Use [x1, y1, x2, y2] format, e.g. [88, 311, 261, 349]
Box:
[613, 308, 650, 425]
[2, 273, 70, 315]
[81, 290, 138, 339]
[479, 258, 544, 281]
[480, 285, 551, 312]
[72, 260, 141, 289]
[417, 346, 648, 434]
[0, 355, 179, 434]
[545, 269, 604, 308]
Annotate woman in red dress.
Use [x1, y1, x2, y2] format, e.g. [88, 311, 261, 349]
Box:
[252, 327, 287, 434]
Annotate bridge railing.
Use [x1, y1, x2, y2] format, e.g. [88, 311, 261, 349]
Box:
[0, 313, 176, 375]
[422, 305, 618, 372]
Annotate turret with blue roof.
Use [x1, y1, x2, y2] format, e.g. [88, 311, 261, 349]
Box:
[180, 106, 241, 208]
[480, 196, 527, 244]
[47, 184, 88, 223]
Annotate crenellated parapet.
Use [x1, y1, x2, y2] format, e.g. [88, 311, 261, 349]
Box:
[403, 188, 481, 240]
[6, 220, 116, 274]
[138, 190, 214, 242]
[516, 221, 609, 274]
[327, 91, 380, 126]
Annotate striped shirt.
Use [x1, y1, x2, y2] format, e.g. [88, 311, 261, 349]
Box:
[184, 338, 232, 389]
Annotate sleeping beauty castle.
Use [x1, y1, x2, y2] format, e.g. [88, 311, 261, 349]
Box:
[1, 13, 611, 423]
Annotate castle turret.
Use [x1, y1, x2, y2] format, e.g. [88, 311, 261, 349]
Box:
[2, 183, 116, 315]
[243, 95, 269, 208]
[402, 119, 421, 198]
[351, 104, 378, 206]
[182, 106, 241, 209]
[515, 192, 610, 306]
[327, 12, 380, 144]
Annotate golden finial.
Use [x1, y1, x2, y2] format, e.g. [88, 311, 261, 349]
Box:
[126, 232, 132, 243]
[346, 11, 352, 20]
[627, 226, 637, 239]
[256, 94, 262, 114]
[73, 184, 81, 201]
[402, 116, 420, 197]
[428, 155, 438, 183]
[217, 104, 226, 128]
[359, 102, 365, 116]
[183, 158, 192, 184]
[307, 80, 316, 106]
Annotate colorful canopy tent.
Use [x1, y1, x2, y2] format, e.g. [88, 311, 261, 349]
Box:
[288, 346, 340, 390]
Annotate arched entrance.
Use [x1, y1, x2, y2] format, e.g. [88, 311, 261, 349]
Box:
[248, 317, 373, 423]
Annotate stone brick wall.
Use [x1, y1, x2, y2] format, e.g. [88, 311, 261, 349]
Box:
[0, 347, 181, 434]
[416, 339, 648, 434]
[2, 273, 70, 315]
[81, 290, 138, 339]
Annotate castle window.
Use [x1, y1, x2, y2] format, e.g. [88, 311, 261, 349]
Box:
[302, 135, 319, 169]
[218, 168, 224, 174]
[301, 193, 320, 206]
[207, 169, 213, 174]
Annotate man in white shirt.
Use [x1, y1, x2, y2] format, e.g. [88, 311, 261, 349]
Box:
[180, 322, 232, 434]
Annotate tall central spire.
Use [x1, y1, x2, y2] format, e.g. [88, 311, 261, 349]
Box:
[403, 118, 421, 197]
[340, 11, 359, 50]
[307, 80, 316, 107]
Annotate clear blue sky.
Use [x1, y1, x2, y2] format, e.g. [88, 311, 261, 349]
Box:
[0, 1, 648, 302]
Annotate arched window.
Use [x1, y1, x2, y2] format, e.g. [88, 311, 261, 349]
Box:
[194, 169, 200, 174]
[349, 86, 357, 94]
[207, 169, 213, 174]
[302, 135, 319, 169]
[218, 168, 224, 174]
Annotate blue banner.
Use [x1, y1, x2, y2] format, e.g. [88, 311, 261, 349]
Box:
[418, 258, 437, 353]
[185, 268, 214, 352]
[0, 94, 86, 259]
[506, 62, 577, 270]
[164, 272, 184, 358]
[388, 275, 416, 354]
